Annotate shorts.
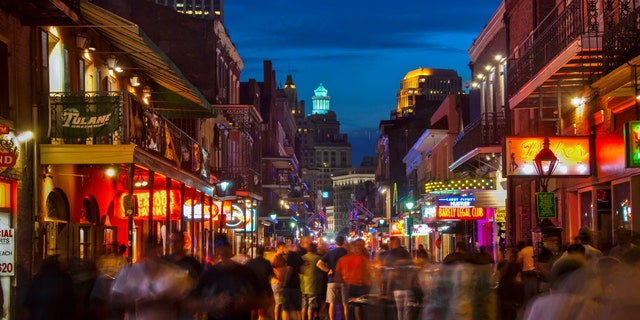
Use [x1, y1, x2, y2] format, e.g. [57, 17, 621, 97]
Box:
[272, 283, 283, 305]
[281, 288, 302, 311]
[341, 283, 370, 305]
[326, 282, 343, 304]
[302, 294, 320, 310]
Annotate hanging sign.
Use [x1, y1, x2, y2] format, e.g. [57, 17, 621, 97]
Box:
[0, 229, 15, 276]
[0, 126, 18, 174]
[536, 192, 556, 218]
[505, 136, 590, 176]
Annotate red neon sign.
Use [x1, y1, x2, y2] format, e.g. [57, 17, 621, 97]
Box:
[436, 207, 486, 220]
[115, 190, 181, 220]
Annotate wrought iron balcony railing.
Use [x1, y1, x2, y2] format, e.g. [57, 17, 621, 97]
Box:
[507, 0, 593, 95]
[603, 4, 640, 74]
[48, 91, 209, 182]
[453, 112, 505, 160]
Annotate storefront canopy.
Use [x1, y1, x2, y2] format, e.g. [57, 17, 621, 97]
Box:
[80, 1, 214, 119]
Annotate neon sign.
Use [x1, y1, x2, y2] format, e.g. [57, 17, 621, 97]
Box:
[505, 136, 590, 176]
[625, 121, 640, 168]
[116, 190, 181, 220]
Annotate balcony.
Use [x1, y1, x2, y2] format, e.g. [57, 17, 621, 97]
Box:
[43, 91, 209, 183]
[603, 4, 640, 74]
[453, 112, 505, 160]
[507, 0, 602, 109]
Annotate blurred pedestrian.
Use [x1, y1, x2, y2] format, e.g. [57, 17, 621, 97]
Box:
[300, 242, 324, 320]
[111, 244, 194, 320]
[384, 237, 415, 320]
[521, 255, 589, 320]
[92, 244, 127, 320]
[335, 238, 372, 320]
[164, 231, 203, 282]
[576, 227, 603, 261]
[68, 256, 98, 319]
[443, 240, 469, 265]
[416, 244, 429, 262]
[609, 228, 636, 259]
[496, 247, 524, 320]
[317, 235, 349, 320]
[271, 242, 288, 320]
[247, 245, 276, 320]
[24, 255, 75, 320]
[516, 239, 538, 303]
[281, 236, 311, 320]
[470, 245, 494, 265]
[188, 239, 266, 320]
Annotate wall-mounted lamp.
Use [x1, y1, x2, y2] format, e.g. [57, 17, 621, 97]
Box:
[106, 54, 118, 70]
[571, 97, 586, 107]
[105, 167, 117, 178]
[130, 74, 140, 87]
[134, 172, 148, 188]
[143, 86, 152, 98]
[87, 41, 96, 52]
[76, 32, 89, 50]
[17, 131, 33, 142]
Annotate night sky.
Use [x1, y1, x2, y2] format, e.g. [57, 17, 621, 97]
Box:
[224, 0, 503, 164]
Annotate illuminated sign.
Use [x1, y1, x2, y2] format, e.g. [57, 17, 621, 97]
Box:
[436, 196, 475, 207]
[625, 121, 640, 168]
[505, 136, 590, 176]
[436, 195, 486, 220]
[226, 204, 255, 232]
[0, 127, 18, 174]
[183, 199, 220, 220]
[437, 207, 486, 220]
[115, 190, 181, 220]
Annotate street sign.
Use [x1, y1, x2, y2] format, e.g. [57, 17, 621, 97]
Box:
[536, 192, 556, 218]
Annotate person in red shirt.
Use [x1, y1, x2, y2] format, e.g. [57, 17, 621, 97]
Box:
[335, 238, 372, 320]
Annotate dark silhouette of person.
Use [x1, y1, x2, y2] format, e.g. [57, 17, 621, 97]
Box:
[443, 241, 469, 264]
[24, 256, 75, 320]
[188, 239, 266, 320]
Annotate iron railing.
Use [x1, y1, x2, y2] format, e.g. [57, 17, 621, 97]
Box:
[453, 112, 505, 160]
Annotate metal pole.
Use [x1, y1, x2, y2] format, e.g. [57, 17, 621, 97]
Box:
[127, 164, 134, 264]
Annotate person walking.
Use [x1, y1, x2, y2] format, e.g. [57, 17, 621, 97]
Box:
[575, 227, 603, 262]
[271, 242, 288, 320]
[335, 238, 372, 320]
[317, 235, 349, 320]
[384, 237, 416, 320]
[516, 239, 538, 304]
[281, 237, 311, 320]
[24, 256, 75, 320]
[188, 239, 266, 320]
[300, 242, 325, 320]
[248, 245, 276, 320]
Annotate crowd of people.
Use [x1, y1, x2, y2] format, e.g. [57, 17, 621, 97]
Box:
[19, 227, 640, 320]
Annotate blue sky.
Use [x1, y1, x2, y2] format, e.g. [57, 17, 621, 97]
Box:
[224, 0, 503, 163]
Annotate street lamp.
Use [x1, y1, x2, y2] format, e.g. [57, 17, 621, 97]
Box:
[270, 212, 277, 247]
[405, 201, 415, 254]
[533, 137, 559, 192]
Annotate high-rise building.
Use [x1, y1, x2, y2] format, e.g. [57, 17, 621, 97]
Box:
[152, 0, 223, 19]
[395, 68, 462, 118]
[290, 83, 352, 233]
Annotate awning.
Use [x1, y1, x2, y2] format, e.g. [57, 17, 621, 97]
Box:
[40, 144, 214, 194]
[79, 1, 214, 118]
[448, 146, 502, 171]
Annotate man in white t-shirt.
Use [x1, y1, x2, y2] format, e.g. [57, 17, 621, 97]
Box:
[517, 239, 537, 303]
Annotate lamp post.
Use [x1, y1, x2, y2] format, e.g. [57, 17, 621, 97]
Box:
[270, 212, 277, 247]
[405, 201, 415, 255]
[533, 137, 560, 259]
[533, 137, 558, 192]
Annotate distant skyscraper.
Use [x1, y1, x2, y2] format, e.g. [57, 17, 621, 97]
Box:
[396, 67, 462, 117]
[311, 83, 330, 115]
[152, 0, 223, 19]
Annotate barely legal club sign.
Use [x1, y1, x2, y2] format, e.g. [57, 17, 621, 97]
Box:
[435, 196, 487, 220]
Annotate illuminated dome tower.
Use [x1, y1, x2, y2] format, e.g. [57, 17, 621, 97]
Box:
[311, 83, 330, 115]
[396, 67, 462, 117]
